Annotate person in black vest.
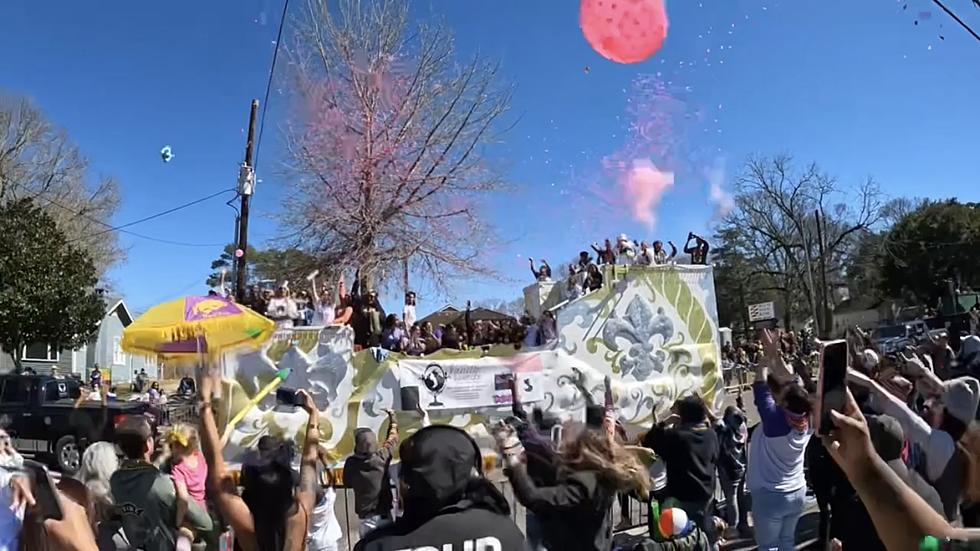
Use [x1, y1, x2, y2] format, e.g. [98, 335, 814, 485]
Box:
[643, 395, 720, 545]
[354, 425, 525, 551]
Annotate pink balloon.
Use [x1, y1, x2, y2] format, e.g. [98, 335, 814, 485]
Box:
[234, 248, 244, 258]
[580, 0, 669, 64]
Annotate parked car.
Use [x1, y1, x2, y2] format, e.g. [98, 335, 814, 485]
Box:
[0, 374, 157, 473]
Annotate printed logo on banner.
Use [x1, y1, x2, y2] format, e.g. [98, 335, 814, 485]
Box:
[399, 358, 545, 410]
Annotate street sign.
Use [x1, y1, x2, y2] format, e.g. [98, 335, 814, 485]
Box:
[748, 301, 776, 322]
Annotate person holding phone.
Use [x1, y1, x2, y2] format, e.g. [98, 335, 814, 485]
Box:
[747, 328, 813, 551]
[343, 409, 399, 537]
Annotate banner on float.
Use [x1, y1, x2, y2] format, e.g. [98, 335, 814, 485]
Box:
[398, 355, 544, 410]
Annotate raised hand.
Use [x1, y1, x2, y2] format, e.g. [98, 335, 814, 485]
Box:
[297, 389, 317, 416]
[761, 328, 781, 359]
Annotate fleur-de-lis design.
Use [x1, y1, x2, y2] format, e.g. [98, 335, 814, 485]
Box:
[602, 295, 675, 380]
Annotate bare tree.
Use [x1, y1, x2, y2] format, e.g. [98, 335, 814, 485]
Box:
[716, 155, 882, 335]
[0, 95, 122, 275]
[280, 0, 512, 292]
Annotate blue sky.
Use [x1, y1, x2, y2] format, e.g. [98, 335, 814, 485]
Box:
[2, 0, 978, 316]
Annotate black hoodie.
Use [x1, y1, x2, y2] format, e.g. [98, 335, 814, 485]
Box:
[643, 421, 719, 506]
[355, 426, 525, 551]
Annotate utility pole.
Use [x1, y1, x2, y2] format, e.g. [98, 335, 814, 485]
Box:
[235, 99, 259, 302]
[815, 209, 830, 338]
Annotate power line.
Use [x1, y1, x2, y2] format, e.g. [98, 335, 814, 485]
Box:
[932, 0, 980, 42]
[253, 0, 290, 171]
[6, 182, 226, 247]
[70, 187, 236, 242]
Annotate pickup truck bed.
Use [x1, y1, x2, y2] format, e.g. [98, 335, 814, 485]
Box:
[0, 374, 157, 473]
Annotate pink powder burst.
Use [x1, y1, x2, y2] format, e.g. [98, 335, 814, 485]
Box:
[622, 159, 674, 228]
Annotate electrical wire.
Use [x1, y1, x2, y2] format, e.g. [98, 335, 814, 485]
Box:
[252, 0, 290, 171]
[5, 182, 226, 247]
[932, 0, 980, 42]
[71, 187, 236, 242]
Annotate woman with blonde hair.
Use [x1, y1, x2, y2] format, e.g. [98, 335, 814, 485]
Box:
[495, 378, 650, 551]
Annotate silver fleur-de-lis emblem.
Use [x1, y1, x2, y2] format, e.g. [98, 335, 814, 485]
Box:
[602, 295, 674, 380]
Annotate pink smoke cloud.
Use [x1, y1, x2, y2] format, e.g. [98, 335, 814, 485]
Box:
[623, 159, 674, 228]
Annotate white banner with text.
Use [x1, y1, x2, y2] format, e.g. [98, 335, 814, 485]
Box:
[398, 354, 545, 410]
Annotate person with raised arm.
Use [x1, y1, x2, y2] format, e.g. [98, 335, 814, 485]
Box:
[198, 376, 319, 551]
[343, 409, 399, 537]
[847, 366, 979, 522]
[746, 328, 813, 551]
[683, 232, 710, 265]
[822, 386, 980, 550]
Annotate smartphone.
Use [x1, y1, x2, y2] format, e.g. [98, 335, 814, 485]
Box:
[819, 340, 849, 436]
[22, 459, 63, 521]
[275, 387, 303, 408]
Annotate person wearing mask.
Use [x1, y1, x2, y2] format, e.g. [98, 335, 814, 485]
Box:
[199, 377, 320, 551]
[110, 416, 213, 551]
[266, 284, 299, 328]
[380, 314, 404, 352]
[747, 328, 813, 551]
[847, 367, 980, 522]
[403, 291, 417, 329]
[344, 410, 399, 537]
[355, 425, 525, 551]
[652, 240, 677, 265]
[683, 233, 710, 265]
[643, 395, 720, 544]
[496, 414, 650, 551]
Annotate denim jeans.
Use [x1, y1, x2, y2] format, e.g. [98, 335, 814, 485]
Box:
[525, 512, 548, 551]
[751, 486, 806, 551]
[718, 469, 748, 531]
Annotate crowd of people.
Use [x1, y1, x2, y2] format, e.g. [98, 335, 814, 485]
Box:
[3, 326, 980, 549]
[531, 231, 711, 286]
[237, 270, 560, 354]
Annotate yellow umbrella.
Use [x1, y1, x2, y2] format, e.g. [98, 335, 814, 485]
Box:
[122, 295, 275, 361]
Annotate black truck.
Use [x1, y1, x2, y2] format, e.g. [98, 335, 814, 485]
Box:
[0, 374, 158, 473]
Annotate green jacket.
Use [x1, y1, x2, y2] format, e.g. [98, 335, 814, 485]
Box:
[110, 460, 212, 551]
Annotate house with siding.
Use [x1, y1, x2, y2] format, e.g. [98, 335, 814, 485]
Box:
[0, 298, 158, 383]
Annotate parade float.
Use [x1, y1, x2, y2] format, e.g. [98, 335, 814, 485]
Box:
[203, 264, 723, 462]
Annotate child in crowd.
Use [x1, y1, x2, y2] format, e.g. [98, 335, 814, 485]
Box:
[166, 423, 208, 547]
